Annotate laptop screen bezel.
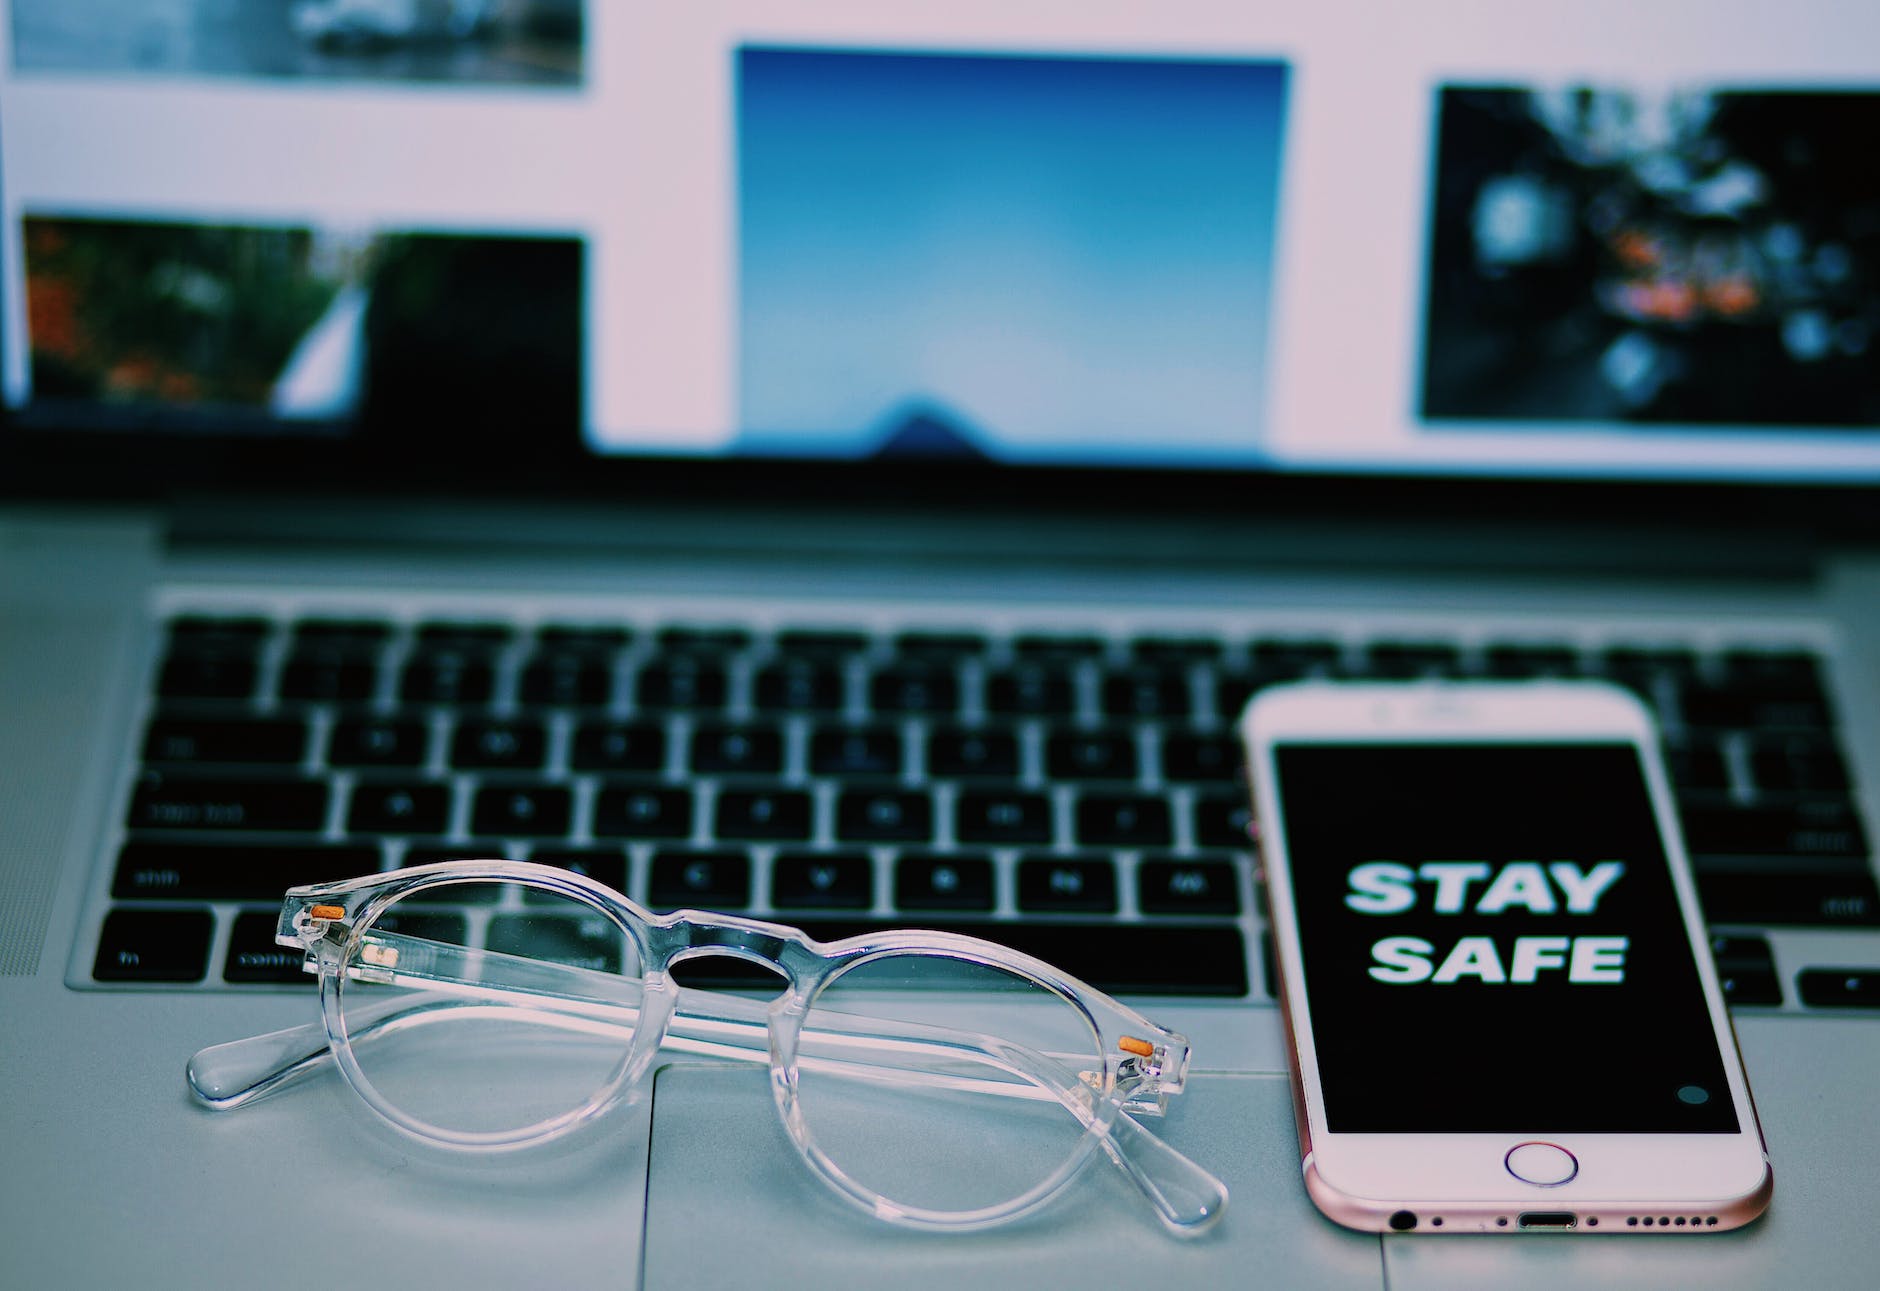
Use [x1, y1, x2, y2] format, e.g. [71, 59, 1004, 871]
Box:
[3, 401, 1875, 543]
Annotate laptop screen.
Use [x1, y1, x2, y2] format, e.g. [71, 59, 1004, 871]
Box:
[2, 1, 1877, 484]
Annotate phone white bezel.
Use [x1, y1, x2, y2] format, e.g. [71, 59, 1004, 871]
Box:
[1241, 680, 1771, 1233]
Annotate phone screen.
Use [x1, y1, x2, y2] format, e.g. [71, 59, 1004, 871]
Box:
[1272, 742, 1739, 1135]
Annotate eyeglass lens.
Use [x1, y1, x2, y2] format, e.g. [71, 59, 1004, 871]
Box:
[794, 952, 1105, 1216]
[338, 879, 640, 1137]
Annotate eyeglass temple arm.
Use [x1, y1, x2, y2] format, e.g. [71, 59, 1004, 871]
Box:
[186, 934, 1227, 1234]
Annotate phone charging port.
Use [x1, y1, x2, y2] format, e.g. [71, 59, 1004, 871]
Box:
[1517, 1212, 1578, 1231]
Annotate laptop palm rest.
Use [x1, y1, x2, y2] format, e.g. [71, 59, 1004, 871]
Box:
[640, 1065, 1382, 1288]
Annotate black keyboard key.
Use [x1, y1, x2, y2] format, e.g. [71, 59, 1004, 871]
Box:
[451, 718, 548, 770]
[1709, 933, 1776, 971]
[773, 852, 873, 910]
[416, 621, 513, 646]
[690, 724, 784, 775]
[1749, 735, 1851, 795]
[986, 664, 1076, 716]
[94, 908, 212, 982]
[1213, 671, 1287, 721]
[657, 626, 753, 653]
[1680, 797, 1868, 860]
[895, 854, 994, 912]
[369, 910, 470, 942]
[775, 630, 871, 656]
[637, 659, 728, 711]
[114, 841, 380, 900]
[1719, 967, 1784, 1007]
[520, 653, 615, 707]
[571, 721, 665, 773]
[522, 849, 631, 898]
[1694, 870, 1880, 927]
[795, 918, 1248, 996]
[1076, 794, 1173, 847]
[1679, 684, 1833, 732]
[537, 624, 632, 649]
[1017, 856, 1118, 913]
[869, 665, 960, 715]
[1139, 857, 1242, 914]
[594, 784, 694, 838]
[400, 847, 512, 877]
[1363, 640, 1462, 679]
[470, 784, 571, 838]
[1601, 646, 1699, 679]
[279, 648, 378, 702]
[487, 912, 626, 973]
[893, 631, 988, 658]
[1193, 794, 1256, 849]
[348, 780, 451, 834]
[1663, 737, 1730, 793]
[1102, 668, 1191, 720]
[1045, 732, 1138, 782]
[399, 651, 494, 705]
[170, 614, 270, 641]
[836, 789, 934, 843]
[1249, 639, 1341, 674]
[143, 716, 307, 766]
[157, 649, 258, 701]
[1013, 634, 1105, 658]
[1162, 733, 1242, 783]
[1480, 643, 1581, 678]
[1722, 649, 1827, 699]
[755, 659, 845, 713]
[1131, 637, 1223, 663]
[649, 849, 751, 908]
[927, 727, 1020, 779]
[810, 726, 903, 777]
[1709, 934, 1782, 1007]
[293, 618, 391, 643]
[955, 791, 1053, 845]
[716, 789, 813, 841]
[1097, 672, 1188, 721]
[329, 717, 429, 768]
[1797, 969, 1880, 1009]
[224, 910, 311, 984]
[526, 847, 629, 895]
[128, 774, 328, 832]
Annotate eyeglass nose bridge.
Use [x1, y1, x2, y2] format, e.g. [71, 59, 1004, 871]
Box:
[646, 918, 805, 993]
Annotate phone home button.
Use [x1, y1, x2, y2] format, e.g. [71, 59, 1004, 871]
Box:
[1505, 1142, 1578, 1186]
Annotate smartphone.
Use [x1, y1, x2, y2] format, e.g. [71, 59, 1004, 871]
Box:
[1242, 681, 1772, 1234]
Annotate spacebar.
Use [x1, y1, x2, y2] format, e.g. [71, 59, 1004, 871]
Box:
[679, 920, 1249, 997]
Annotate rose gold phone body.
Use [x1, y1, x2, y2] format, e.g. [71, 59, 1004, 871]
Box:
[1243, 682, 1772, 1235]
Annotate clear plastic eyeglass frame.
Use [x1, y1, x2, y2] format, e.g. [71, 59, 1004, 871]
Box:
[187, 860, 1228, 1236]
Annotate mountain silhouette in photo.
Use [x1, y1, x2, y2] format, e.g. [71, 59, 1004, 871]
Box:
[866, 398, 990, 460]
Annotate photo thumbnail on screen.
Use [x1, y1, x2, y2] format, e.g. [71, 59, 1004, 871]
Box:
[11, 0, 583, 86]
[736, 46, 1288, 463]
[1421, 86, 1880, 429]
[22, 216, 582, 434]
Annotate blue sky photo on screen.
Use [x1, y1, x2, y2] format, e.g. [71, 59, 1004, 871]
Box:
[736, 46, 1289, 463]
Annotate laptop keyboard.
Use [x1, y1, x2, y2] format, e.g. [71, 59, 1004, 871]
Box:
[91, 608, 1876, 1009]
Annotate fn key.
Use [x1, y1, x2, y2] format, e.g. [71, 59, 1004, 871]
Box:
[94, 908, 212, 982]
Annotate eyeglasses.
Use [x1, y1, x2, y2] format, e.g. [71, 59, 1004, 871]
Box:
[187, 859, 1228, 1236]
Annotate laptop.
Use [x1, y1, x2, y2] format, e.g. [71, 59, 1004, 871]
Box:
[2, 1, 1877, 1286]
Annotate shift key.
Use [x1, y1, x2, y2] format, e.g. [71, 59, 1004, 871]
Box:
[128, 775, 329, 833]
[114, 841, 380, 901]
